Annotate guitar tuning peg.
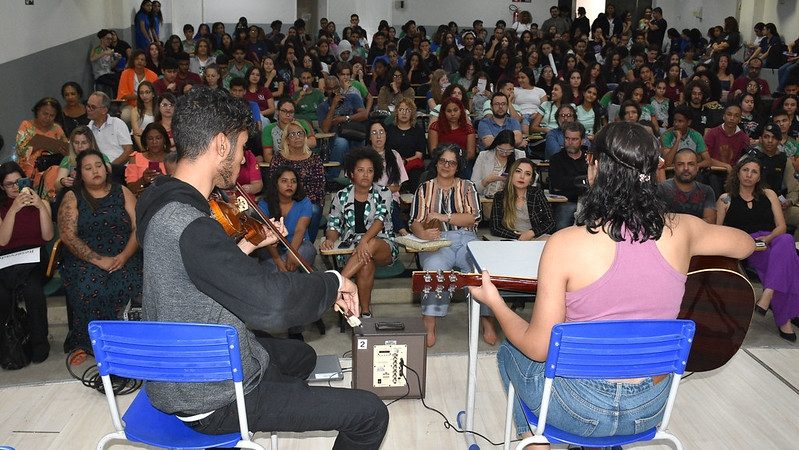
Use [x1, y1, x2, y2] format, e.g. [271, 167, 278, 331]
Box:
[436, 270, 444, 283]
[422, 286, 430, 294]
[448, 273, 457, 282]
[448, 285, 456, 293]
[423, 273, 431, 282]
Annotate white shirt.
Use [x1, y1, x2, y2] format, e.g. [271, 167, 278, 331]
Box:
[89, 115, 132, 161]
[514, 86, 548, 116]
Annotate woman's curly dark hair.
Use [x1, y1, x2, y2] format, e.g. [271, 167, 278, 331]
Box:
[344, 147, 384, 182]
[577, 122, 667, 242]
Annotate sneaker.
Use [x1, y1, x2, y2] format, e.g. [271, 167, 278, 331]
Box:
[361, 311, 372, 319]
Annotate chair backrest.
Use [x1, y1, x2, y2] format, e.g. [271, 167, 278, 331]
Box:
[544, 320, 695, 380]
[88, 321, 244, 383]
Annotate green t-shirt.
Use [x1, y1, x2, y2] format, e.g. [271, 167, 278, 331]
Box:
[351, 80, 369, 99]
[782, 138, 799, 157]
[261, 119, 313, 150]
[291, 89, 325, 123]
[662, 128, 706, 153]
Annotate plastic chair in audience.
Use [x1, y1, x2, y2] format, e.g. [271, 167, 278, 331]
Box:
[503, 319, 695, 450]
[89, 320, 273, 450]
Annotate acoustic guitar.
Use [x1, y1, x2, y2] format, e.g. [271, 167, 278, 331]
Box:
[411, 256, 755, 372]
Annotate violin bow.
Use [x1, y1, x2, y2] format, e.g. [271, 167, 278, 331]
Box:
[235, 184, 313, 274]
[235, 184, 361, 327]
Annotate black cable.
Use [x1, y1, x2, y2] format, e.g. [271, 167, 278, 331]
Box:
[65, 350, 142, 396]
[390, 360, 519, 447]
[342, 349, 352, 358]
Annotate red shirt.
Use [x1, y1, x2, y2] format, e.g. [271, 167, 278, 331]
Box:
[0, 199, 45, 252]
[236, 150, 261, 203]
[704, 125, 750, 164]
[429, 120, 475, 152]
[244, 88, 273, 113]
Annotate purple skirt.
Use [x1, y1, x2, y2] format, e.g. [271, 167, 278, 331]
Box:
[749, 231, 799, 326]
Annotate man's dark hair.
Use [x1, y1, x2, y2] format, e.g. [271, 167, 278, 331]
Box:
[491, 91, 508, 104]
[173, 87, 254, 161]
[271, 20, 282, 29]
[344, 147, 384, 181]
[673, 105, 694, 122]
[175, 51, 190, 62]
[229, 77, 246, 89]
[577, 122, 666, 243]
[562, 120, 585, 138]
[162, 57, 178, 70]
[619, 100, 642, 120]
[653, 7, 663, 14]
[183, 24, 194, 33]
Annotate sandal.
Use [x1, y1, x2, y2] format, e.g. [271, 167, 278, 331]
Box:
[68, 349, 88, 366]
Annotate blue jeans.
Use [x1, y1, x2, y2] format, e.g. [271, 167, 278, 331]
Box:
[308, 202, 323, 242]
[553, 202, 577, 231]
[418, 229, 491, 316]
[497, 340, 671, 437]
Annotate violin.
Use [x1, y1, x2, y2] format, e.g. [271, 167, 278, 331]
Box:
[209, 194, 271, 245]
[208, 184, 312, 272]
[210, 184, 360, 327]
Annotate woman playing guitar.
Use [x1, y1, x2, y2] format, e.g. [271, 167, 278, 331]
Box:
[468, 122, 755, 444]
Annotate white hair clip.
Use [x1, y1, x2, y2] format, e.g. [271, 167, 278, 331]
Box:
[639, 173, 651, 182]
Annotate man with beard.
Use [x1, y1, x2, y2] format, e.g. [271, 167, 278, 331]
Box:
[659, 148, 717, 223]
[478, 92, 524, 150]
[135, 88, 388, 449]
[548, 121, 588, 230]
[731, 57, 771, 98]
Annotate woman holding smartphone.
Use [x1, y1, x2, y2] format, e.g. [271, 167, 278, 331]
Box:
[0, 161, 54, 364]
[125, 123, 169, 195]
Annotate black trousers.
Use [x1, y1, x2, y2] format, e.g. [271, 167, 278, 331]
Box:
[0, 261, 49, 355]
[192, 336, 389, 449]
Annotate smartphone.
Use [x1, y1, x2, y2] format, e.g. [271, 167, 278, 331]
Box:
[148, 161, 162, 173]
[16, 178, 32, 190]
[779, 194, 787, 204]
[477, 79, 487, 92]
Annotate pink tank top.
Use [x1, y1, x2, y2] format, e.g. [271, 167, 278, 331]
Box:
[564, 237, 687, 323]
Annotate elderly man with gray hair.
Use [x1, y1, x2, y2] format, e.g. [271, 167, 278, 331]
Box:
[86, 91, 133, 183]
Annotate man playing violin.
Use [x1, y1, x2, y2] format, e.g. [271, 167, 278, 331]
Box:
[135, 87, 388, 449]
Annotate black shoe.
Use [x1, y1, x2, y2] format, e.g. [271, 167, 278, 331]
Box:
[792, 317, 799, 327]
[755, 304, 769, 316]
[287, 332, 305, 341]
[778, 328, 797, 342]
[31, 342, 50, 363]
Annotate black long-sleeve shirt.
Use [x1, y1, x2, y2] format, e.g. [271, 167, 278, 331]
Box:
[548, 149, 588, 202]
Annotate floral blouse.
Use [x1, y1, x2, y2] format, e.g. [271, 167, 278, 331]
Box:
[327, 183, 398, 262]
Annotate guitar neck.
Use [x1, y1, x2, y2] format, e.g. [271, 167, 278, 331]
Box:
[412, 271, 538, 294]
[457, 274, 538, 292]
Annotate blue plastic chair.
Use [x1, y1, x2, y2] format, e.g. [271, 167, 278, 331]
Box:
[503, 319, 695, 450]
[89, 321, 272, 450]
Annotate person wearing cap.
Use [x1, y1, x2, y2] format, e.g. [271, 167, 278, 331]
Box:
[457, 31, 476, 59]
[747, 122, 788, 196]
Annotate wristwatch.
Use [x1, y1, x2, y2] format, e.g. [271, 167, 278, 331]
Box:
[345, 115, 351, 122]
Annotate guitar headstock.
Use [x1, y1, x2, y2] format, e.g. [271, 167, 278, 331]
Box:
[411, 271, 473, 296]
